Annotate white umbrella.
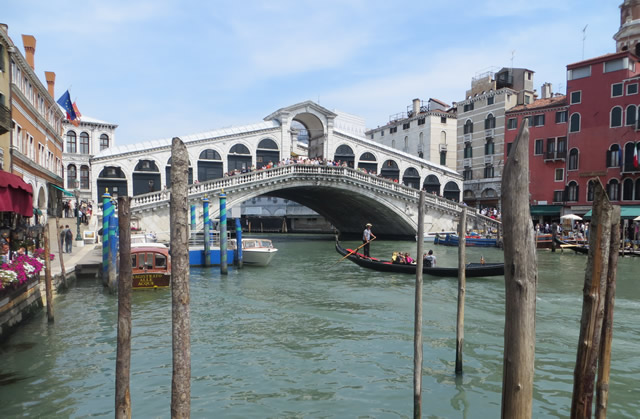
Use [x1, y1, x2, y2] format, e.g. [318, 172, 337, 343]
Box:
[634, 216, 640, 221]
[560, 214, 582, 221]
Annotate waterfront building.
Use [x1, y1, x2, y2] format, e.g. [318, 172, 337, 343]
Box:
[456, 67, 535, 209]
[504, 85, 568, 225]
[62, 116, 117, 204]
[0, 25, 11, 171]
[364, 98, 457, 172]
[4, 27, 65, 219]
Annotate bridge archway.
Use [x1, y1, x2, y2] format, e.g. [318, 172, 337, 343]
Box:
[334, 144, 355, 167]
[293, 113, 325, 159]
[381, 160, 399, 181]
[443, 181, 460, 202]
[402, 167, 420, 189]
[133, 159, 161, 195]
[256, 138, 279, 168]
[198, 149, 223, 182]
[423, 174, 440, 195]
[228, 143, 252, 173]
[358, 152, 377, 173]
[166, 157, 193, 187]
[97, 166, 127, 200]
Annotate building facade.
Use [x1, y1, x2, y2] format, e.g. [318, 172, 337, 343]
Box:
[63, 116, 117, 204]
[0, 25, 11, 171]
[365, 98, 457, 174]
[7, 31, 65, 219]
[456, 68, 535, 209]
[504, 87, 568, 224]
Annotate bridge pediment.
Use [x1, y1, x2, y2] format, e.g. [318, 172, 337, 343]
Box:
[264, 100, 338, 125]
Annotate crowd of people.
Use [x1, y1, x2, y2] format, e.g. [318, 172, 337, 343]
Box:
[479, 206, 501, 220]
[62, 200, 92, 224]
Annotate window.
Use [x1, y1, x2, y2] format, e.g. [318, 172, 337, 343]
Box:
[403, 136, 409, 152]
[607, 179, 620, 201]
[80, 166, 89, 189]
[507, 118, 517, 130]
[485, 139, 494, 155]
[464, 143, 473, 158]
[567, 182, 579, 201]
[627, 105, 637, 126]
[607, 144, 621, 168]
[555, 168, 564, 181]
[524, 95, 531, 105]
[67, 165, 77, 189]
[484, 114, 496, 129]
[464, 120, 473, 134]
[80, 132, 90, 154]
[463, 169, 473, 180]
[570, 91, 582, 104]
[570, 113, 581, 133]
[487, 96, 494, 105]
[553, 190, 564, 203]
[569, 148, 579, 170]
[507, 142, 513, 156]
[557, 137, 567, 159]
[380, 130, 384, 136]
[568, 66, 591, 80]
[546, 138, 556, 159]
[463, 102, 474, 112]
[611, 106, 623, 127]
[390, 126, 397, 134]
[403, 122, 410, 130]
[484, 165, 494, 178]
[612, 83, 624, 97]
[370, 134, 374, 140]
[556, 111, 567, 123]
[534, 139, 544, 155]
[440, 151, 446, 165]
[623, 178, 634, 200]
[440, 116, 447, 124]
[391, 140, 396, 149]
[533, 114, 545, 126]
[417, 118, 425, 126]
[628, 83, 639, 95]
[604, 58, 626, 73]
[67, 131, 77, 153]
[587, 180, 595, 202]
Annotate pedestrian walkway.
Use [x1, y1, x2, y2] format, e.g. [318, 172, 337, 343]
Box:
[45, 215, 100, 277]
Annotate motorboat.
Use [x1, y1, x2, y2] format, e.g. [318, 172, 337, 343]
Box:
[131, 245, 171, 289]
[240, 238, 278, 266]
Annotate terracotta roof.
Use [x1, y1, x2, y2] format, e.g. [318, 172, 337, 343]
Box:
[507, 95, 567, 113]
[566, 51, 633, 68]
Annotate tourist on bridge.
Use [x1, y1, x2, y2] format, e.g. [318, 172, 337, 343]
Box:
[362, 223, 376, 258]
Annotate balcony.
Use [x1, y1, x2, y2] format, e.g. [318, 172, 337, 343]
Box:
[463, 133, 472, 143]
[439, 144, 447, 152]
[484, 155, 494, 164]
[485, 128, 495, 138]
[463, 158, 472, 168]
[0, 104, 11, 135]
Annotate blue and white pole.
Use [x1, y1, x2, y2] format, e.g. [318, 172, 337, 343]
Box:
[235, 217, 243, 269]
[102, 191, 111, 283]
[220, 192, 228, 275]
[203, 197, 210, 267]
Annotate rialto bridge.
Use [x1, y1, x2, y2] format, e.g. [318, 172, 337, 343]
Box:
[91, 101, 500, 239]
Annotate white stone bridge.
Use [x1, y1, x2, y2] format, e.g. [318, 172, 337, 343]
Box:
[131, 164, 501, 240]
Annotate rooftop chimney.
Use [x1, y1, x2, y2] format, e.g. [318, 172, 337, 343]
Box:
[412, 98, 420, 116]
[22, 34, 36, 70]
[541, 82, 552, 99]
[45, 71, 55, 98]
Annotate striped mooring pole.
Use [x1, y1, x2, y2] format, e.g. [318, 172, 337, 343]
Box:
[203, 197, 210, 267]
[102, 191, 112, 285]
[220, 192, 228, 275]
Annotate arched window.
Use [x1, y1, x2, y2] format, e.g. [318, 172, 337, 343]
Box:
[100, 134, 109, 151]
[623, 178, 634, 200]
[80, 132, 90, 154]
[626, 105, 637, 126]
[257, 138, 278, 149]
[611, 106, 623, 127]
[403, 136, 409, 152]
[567, 181, 579, 202]
[484, 114, 496, 129]
[485, 139, 494, 155]
[199, 149, 222, 160]
[570, 113, 581, 133]
[587, 179, 595, 202]
[80, 165, 90, 189]
[568, 148, 579, 170]
[464, 120, 473, 134]
[229, 144, 250, 154]
[418, 132, 424, 157]
[67, 164, 77, 189]
[66, 131, 77, 153]
[607, 144, 621, 168]
[391, 139, 396, 149]
[440, 131, 446, 143]
[635, 179, 640, 201]
[464, 143, 473, 158]
[607, 179, 620, 201]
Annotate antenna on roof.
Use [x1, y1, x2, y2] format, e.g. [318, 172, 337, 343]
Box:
[510, 50, 516, 71]
[582, 24, 588, 59]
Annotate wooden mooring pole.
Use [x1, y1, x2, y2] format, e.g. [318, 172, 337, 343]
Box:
[115, 196, 132, 419]
[571, 180, 613, 418]
[43, 223, 54, 322]
[170, 137, 191, 417]
[455, 207, 467, 375]
[500, 120, 537, 418]
[413, 190, 425, 418]
[55, 218, 67, 289]
[595, 205, 620, 418]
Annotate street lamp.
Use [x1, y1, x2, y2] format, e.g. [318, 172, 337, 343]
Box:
[74, 185, 82, 241]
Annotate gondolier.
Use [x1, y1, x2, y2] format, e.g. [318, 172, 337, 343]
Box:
[362, 223, 376, 258]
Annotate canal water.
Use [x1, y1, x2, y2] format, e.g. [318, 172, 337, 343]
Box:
[1, 236, 638, 417]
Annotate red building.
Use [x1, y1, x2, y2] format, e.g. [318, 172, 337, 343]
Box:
[504, 87, 568, 225]
[565, 50, 640, 216]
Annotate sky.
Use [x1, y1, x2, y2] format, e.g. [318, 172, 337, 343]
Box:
[3, 0, 622, 146]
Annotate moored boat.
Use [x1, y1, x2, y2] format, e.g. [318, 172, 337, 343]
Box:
[335, 241, 504, 277]
[434, 233, 498, 248]
[131, 246, 171, 289]
[421, 231, 456, 242]
[240, 238, 278, 266]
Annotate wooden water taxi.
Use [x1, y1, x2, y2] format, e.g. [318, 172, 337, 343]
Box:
[131, 246, 171, 289]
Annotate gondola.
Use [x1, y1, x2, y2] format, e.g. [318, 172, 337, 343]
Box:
[434, 233, 498, 248]
[335, 241, 504, 278]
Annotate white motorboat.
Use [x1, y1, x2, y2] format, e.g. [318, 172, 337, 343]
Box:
[239, 238, 278, 266]
[422, 231, 456, 242]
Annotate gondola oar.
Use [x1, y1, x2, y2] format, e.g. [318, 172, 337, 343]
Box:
[333, 237, 377, 265]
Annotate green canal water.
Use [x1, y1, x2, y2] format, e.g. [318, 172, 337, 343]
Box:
[1, 236, 638, 417]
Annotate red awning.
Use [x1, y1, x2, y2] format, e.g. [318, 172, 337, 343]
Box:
[0, 171, 34, 217]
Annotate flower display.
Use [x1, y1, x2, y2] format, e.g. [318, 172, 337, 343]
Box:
[0, 249, 53, 290]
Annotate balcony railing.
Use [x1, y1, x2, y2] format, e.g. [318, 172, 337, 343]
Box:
[484, 155, 494, 164]
[463, 133, 472, 143]
[485, 128, 495, 138]
[544, 150, 567, 161]
[439, 144, 447, 152]
[0, 104, 11, 135]
[463, 158, 472, 168]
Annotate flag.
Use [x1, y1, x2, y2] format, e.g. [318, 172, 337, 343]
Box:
[72, 102, 82, 118]
[634, 143, 638, 168]
[56, 90, 77, 121]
